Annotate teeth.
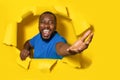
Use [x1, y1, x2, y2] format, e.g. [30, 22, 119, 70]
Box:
[43, 29, 49, 33]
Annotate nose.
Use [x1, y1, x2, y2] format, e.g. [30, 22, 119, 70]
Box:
[44, 22, 50, 28]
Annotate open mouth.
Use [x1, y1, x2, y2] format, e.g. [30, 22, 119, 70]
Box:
[42, 29, 51, 39]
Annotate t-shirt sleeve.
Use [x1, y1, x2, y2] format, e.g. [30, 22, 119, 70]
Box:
[29, 34, 39, 48]
[59, 37, 67, 43]
[55, 35, 67, 44]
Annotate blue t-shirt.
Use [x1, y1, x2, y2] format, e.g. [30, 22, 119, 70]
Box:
[29, 31, 66, 59]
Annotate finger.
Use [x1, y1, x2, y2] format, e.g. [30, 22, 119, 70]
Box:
[78, 44, 87, 51]
[67, 46, 75, 51]
[20, 53, 26, 60]
[25, 51, 30, 57]
[67, 48, 70, 51]
[81, 29, 92, 42]
[68, 49, 79, 54]
[21, 56, 26, 60]
[20, 49, 30, 60]
[85, 32, 94, 45]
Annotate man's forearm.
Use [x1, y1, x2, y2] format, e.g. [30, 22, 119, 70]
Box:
[56, 42, 76, 56]
[23, 40, 32, 50]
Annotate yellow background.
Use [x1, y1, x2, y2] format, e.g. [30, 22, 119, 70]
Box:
[0, 0, 120, 80]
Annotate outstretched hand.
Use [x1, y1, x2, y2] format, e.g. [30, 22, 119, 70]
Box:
[67, 29, 94, 54]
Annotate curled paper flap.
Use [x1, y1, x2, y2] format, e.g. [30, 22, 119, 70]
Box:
[61, 54, 81, 68]
[29, 59, 57, 73]
[16, 49, 31, 69]
[16, 48, 57, 72]
[31, 6, 70, 19]
[71, 13, 91, 36]
[17, 56, 31, 69]
[3, 22, 17, 47]
[17, 6, 70, 23]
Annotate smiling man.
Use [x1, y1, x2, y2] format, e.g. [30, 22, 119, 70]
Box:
[20, 11, 93, 60]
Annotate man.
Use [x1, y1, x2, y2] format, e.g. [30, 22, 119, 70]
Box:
[20, 11, 94, 60]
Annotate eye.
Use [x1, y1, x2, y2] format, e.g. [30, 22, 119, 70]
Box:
[49, 21, 54, 25]
[40, 20, 45, 23]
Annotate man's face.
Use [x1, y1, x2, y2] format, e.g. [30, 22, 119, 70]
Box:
[39, 14, 56, 40]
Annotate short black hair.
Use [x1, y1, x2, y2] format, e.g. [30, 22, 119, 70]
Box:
[39, 11, 57, 26]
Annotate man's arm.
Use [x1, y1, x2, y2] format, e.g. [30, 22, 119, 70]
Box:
[56, 42, 71, 56]
[20, 40, 33, 60]
[56, 29, 94, 56]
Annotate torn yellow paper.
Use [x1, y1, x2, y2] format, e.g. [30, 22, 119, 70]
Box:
[29, 59, 57, 73]
[3, 22, 17, 47]
[61, 54, 81, 68]
[71, 14, 91, 36]
[16, 56, 31, 69]
[3, 6, 91, 71]
[17, 11, 33, 23]
[31, 6, 69, 18]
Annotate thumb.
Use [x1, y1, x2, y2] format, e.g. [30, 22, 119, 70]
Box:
[67, 47, 72, 51]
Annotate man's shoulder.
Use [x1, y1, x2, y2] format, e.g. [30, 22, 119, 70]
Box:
[55, 32, 65, 38]
[53, 31, 67, 42]
[54, 31, 63, 37]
